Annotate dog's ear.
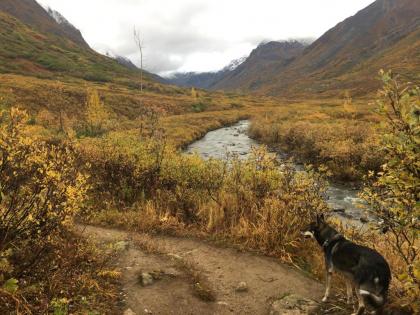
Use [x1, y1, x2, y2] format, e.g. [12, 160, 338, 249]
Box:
[316, 213, 325, 225]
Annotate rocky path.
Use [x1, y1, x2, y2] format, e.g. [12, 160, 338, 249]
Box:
[78, 225, 324, 315]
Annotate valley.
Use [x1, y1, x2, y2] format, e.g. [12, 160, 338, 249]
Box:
[0, 0, 418, 314]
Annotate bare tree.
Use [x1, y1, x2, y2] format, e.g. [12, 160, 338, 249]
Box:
[133, 27, 144, 92]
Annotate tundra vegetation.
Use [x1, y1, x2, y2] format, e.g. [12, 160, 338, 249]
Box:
[0, 73, 418, 313]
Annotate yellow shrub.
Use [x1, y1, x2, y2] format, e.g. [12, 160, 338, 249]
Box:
[0, 107, 89, 279]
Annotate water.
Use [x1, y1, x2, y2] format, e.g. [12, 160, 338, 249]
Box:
[186, 120, 371, 225]
[186, 120, 257, 159]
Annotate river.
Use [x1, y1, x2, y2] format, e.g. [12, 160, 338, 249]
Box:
[186, 120, 372, 225]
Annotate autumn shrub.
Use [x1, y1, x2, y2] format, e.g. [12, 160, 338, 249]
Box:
[87, 144, 328, 262]
[0, 108, 89, 310]
[191, 101, 208, 112]
[80, 136, 166, 206]
[361, 71, 419, 311]
[76, 88, 111, 138]
[0, 228, 121, 314]
[196, 147, 329, 260]
[249, 105, 383, 181]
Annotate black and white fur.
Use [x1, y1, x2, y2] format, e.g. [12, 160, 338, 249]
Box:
[302, 214, 391, 315]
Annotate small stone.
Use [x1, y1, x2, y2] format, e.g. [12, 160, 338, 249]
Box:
[139, 272, 154, 286]
[360, 216, 369, 223]
[235, 281, 248, 292]
[123, 309, 136, 315]
[167, 253, 182, 260]
[163, 267, 182, 277]
[270, 294, 318, 315]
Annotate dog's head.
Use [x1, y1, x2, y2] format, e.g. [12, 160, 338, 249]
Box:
[301, 213, 325, 240]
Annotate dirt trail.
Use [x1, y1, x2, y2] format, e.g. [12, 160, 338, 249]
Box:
[78, 225, 324, 315]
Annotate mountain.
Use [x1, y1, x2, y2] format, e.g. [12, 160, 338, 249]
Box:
[106, 53, 169, 84]
[166, 57, 246, 89]
[216, 0, 420, 96]
[167, 71, 225, 89]
[166, 40, 308, 90]
[0, 0, 158, 84]
[44, 6, 88, 48]
[212, 40, 307, 91]
[114, 55, 138, 71]
[0, 0, 198, 122]
[0, 0, 89, 48]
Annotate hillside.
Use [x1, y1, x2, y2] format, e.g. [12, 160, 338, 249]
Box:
[212, 41, 307, 91]
[0, 0, 186, 120]
[0, 0, 88, 47]
[214, 0, 420, 97]
[0, 10, 155, 85]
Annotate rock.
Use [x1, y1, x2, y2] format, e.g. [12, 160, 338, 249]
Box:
[234, 134, 239, 137]
[167, 253, 182, 260]
[235, 281, 248, 292]
[123, 309, 136, 315]
[269, 294, 318, 315]
[360, 216, 369, 223]
[139, 272, 154, 286]
[332, 208, 345, 213]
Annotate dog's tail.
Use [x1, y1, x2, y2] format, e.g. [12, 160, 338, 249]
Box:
[359, 289, 385, 308]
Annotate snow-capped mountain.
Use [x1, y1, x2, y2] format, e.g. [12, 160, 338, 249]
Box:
[223, 56, 247, 72]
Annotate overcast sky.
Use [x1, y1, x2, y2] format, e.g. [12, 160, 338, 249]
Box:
[37, 0, 375, 76]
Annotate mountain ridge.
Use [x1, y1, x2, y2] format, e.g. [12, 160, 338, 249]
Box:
[234, 0, 420, 96]
[0, 0, 165, 86]
[0, 0, 89, 48]
[166, 40, 308, 90]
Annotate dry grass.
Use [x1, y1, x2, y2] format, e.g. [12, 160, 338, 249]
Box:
[249, 99, 383, 181]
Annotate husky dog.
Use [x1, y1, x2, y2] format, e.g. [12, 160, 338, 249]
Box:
[302, 214, 391, 315]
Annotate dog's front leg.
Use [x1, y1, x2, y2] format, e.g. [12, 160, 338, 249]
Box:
[322, 269, 332, 302]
